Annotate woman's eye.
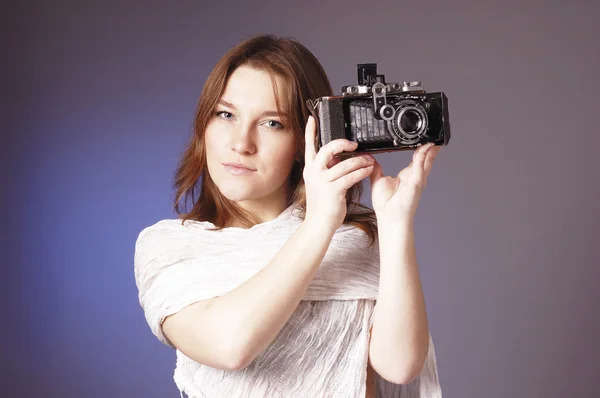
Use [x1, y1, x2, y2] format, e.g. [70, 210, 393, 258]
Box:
[265, 120, 284, 129]
[216, 111, 233, 119]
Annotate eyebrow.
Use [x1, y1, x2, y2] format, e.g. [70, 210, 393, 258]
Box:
[218, 99, 288, 119]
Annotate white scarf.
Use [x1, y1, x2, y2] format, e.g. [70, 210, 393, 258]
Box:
[135, 204, 442, 397]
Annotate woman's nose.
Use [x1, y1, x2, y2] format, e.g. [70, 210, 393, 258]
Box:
[231, 124, 257, 155]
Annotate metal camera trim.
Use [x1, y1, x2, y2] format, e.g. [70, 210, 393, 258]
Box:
[390, 100, 429, 145]
[341, 81, 425, 96]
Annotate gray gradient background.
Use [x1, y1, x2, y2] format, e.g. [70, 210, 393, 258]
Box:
[3, 1, 599, 397]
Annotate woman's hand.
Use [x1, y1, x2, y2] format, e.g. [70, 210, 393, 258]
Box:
[370, 143, 441, 222]
[303, 116, 375, 231]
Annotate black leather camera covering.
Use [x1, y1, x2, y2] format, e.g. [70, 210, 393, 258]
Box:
[315, 98, 345, 149]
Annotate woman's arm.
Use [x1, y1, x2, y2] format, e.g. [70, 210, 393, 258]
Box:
[162, 219, 335, 371]
[367, 143, 441, 384]
[163, 116, 375, 371]
[368, 217, 429, 384]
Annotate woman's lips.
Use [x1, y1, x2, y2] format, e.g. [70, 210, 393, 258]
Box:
[223, 163, 256, 176]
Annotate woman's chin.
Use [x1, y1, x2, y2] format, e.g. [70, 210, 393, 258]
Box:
[217, 187, 261, 203]
[215, 179, 284, 205]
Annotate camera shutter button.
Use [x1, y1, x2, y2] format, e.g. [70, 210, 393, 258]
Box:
[401, 81, 424, 92]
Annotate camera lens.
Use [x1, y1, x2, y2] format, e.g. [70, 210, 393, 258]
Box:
[391, 102, 429, 144]
[399, 110, 422, 133]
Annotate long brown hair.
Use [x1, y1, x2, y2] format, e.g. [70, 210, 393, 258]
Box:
[173, 34, 377, 245]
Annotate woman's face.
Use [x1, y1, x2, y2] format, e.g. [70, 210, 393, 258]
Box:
[204, 65, 298, 218]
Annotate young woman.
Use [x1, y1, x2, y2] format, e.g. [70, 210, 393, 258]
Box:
[134, 34, 442, 397]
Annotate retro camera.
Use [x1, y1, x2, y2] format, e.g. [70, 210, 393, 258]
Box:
[306, 63, 450, 155]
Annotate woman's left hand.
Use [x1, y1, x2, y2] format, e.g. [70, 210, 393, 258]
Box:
[369, 143, 441, 222]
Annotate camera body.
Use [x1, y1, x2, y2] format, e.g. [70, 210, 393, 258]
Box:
[307, 63, 450, 155]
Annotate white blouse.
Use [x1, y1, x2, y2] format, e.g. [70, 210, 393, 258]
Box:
[134, 205, 442, 397]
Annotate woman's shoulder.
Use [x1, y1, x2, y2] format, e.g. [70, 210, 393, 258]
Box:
[136, 218, 184, 240]
[135, 218, 214, 251]
[139, 216, 216, 235]
[133, 218, 218, 280]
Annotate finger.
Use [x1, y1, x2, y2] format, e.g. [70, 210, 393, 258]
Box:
[396, 158, 415, 181]
[424, 146, 440, 175]
[409, 144, 430, 184]
[333, 164, 374, 191]
[326, 155, 374, 182]
[326, 156, 342, 169]
[304, 116, 317, 163]
[369, 159, 384, 190]
[315, 139, 359, 170]
[397, 164, 411, 182]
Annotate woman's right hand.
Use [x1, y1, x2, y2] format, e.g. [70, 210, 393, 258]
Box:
[302, 116, 375, 232]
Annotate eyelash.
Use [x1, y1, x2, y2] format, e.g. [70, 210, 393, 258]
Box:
[215, 111, 285, 130]
[216, 111, 234, 120]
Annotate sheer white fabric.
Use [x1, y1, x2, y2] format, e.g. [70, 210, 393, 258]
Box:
[134, 205, 442, 397]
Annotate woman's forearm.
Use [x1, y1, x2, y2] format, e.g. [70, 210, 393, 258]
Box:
[198, 220, 335, 368]
[369, 217, 430, 384]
